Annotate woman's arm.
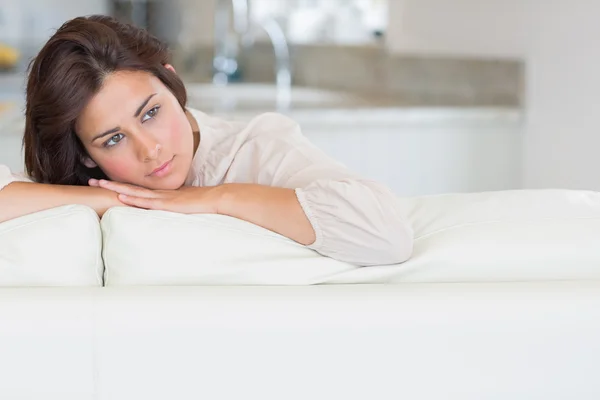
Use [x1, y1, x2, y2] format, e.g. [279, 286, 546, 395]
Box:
[88, 179, 316, 245]
[217, 183, 316, 246]
[0, 181, 123, 224]
[213, 181, 414, 266]
[291, 178, 414, 266]
[223, 113, 415, 266]
[204, 181, 413, 266]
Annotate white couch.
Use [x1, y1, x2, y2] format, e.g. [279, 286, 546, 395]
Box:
[2, 114, 600, 398]
[3, 283, 600, 400]
[2, 188, 600, 400]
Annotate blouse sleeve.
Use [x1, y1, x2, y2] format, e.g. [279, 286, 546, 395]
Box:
[242, 113, 414, 266]
[0, 164, 33, 191]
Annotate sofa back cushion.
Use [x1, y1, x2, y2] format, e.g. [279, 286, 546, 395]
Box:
[101, 207, 355, 286]
[326, 189, 600, 283]
[101, 189, 600, 285]
[0, 205, 104, 287]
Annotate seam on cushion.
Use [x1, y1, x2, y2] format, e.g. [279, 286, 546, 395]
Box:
[294, 188, 324, 250]
[414, 215, 600, 242]
[86, 207, 104, 287]
[100, 209, 117, 286]
[73, 206, 104, 287]
[108, 208, 306, 247]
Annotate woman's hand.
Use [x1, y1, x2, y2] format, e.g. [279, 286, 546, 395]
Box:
[90, 179, 317, 247]
[89, 179, 222, 214]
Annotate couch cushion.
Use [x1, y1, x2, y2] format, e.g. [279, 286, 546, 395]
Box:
[0, 205, 104, 287]
[101, 189, 600, 285]
[101, 207, 356, 285]
[324, 189, 600, 283]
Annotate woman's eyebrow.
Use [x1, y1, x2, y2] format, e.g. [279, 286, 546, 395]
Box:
[92, 127, 120, 143]
[92, 93, 158, 142]
[134, 93, 157, 117]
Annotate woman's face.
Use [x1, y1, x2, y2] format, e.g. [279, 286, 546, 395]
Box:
[76, 68, 195, 190]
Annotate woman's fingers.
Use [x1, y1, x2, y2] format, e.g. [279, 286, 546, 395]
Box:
[118, 194, 164, 210]
[97, 179, 158, 198]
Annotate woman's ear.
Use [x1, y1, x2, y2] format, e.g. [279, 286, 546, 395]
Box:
[82, 156, 97, 169]
[164, 63, 177, 74]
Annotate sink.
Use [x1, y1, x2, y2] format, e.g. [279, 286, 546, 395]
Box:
[184, 83, 370, 113]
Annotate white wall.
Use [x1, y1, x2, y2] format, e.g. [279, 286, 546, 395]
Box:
[0, 0, 109, 47]
[386, 1, 600, 192]
[522, 1, 600, 191]
[386, 0, 526, 59]
[176, 0, 215, 48]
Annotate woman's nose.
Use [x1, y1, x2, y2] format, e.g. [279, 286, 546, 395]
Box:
[137, 136, 162, 162]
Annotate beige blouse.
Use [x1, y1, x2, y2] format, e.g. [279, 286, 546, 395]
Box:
[0, 108, 414, 266]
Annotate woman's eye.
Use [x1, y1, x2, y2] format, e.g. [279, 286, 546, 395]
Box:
[104, 133, 124, 148]
[142, 105, 160, 122]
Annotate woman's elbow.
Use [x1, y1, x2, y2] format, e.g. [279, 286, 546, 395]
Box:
[381, 222, 415, 265]
[358, 221, 414, 266]
[361, 182, 415, 265]
[384, 240, 414, 265]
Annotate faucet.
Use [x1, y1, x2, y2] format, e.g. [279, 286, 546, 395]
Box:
[212, 0, 250, 85]
[252, 18, 292, 111]
[212, 0, 292, 111]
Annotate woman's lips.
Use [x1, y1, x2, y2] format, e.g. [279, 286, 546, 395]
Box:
[150, 157, 174, 177]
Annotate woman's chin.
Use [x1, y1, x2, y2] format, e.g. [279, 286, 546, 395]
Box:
[141, 176, 184, 190]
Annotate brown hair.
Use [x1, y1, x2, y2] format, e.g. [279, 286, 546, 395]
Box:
[23, 15, 187, 185]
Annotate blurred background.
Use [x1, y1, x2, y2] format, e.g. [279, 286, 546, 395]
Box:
[0, 1, 597, 195]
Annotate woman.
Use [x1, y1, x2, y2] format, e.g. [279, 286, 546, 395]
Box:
[0, 15, 413, 266]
